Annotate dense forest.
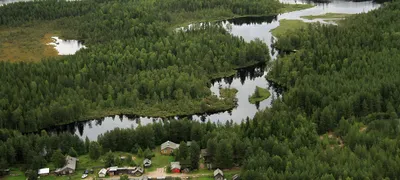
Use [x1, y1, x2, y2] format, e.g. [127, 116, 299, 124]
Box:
[269, 1, 400, 133]
[0, 0, 276, 131]
[1, 0, 400, 179]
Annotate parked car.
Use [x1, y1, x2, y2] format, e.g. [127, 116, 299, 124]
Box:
[82, 170, 89, 179]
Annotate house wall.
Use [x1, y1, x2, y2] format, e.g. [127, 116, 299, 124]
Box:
[134, 171, 143, 176]
[160, 147, 175, 155]
[214, 174, 224, 180]
[56, 168, 74, 175]
[171, 168, 180, 173]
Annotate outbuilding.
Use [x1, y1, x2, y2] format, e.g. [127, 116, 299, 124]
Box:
[170, 162, 181, 173]
[144, 158, 152, 167]
[38, 168, 49, 176]
[214, 169, 224, 180]
[98, 168, 107, 178]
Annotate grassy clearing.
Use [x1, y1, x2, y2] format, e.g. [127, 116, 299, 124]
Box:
[4, 169, 26, 180]
[0, 19, 78, 62]
[301, 13, 351, 20]
[220, 88, 239, 99]
[271, 19, 308, 38]
[147, 149, 175, 172]
[249, 86, 271, 104]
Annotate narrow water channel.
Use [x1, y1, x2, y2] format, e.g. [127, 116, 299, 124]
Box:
[23, 0, 380, 140]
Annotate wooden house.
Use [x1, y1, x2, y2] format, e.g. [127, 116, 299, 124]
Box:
[161, 141, 179, 155]
[98, 168, 107, 178]
[54, 156, 77, 175]
[214, 169, 224, 180]
[201, 149, 212, 169]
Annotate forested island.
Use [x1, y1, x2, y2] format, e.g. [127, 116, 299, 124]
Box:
[1, 0, 400, 179]
[248, 86, 270, 104]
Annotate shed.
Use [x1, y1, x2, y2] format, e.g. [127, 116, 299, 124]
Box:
[170, 162, 181, 173]
[186, 141, 192, 147]
[38, 168, 49, 176]
[131, 167, 144, 176]
[98, 168, 107, 178]
[214, 169, 224, 180]
[108, 166, 118, 176]
[201, 149, 212, 169]
[0, 169, 10, 176]
[144, 158, 152, 167]
[232, 174, 240, 180]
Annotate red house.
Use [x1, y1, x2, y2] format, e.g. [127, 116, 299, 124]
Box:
[170, 162, 181, 173]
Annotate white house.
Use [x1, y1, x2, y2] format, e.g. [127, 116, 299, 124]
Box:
[98, 168, 107, 178]
[38, 168, 49, 176]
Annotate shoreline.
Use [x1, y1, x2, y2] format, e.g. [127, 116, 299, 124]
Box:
[25, 61, 268, 134]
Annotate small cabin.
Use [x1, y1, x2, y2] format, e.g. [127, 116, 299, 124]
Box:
[38, 168, 49, 176]
[98, 168, 107, 178]
[214, 169, 224, 180]
[170, 162, 181, 173]
[144, 158, 152, 167]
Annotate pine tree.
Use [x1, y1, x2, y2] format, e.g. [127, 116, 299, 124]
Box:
[68, 147, 78, 157]
[178, 141, 189, 160]
[189, 141, 200, 170]
[51, 149, 65, 168]
[215, 140, 233, 169]
[89, 142, 101, 160]
[104, 151, 115, 167]
[85, 136, 90, 153]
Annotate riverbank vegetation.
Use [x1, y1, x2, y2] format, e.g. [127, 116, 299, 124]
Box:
[248, 86, 271, 104]
[301, 12, 351, 20]
[271, 19, 308, 38]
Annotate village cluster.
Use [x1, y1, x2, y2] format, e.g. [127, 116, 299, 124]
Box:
[33, 141, 239, 180]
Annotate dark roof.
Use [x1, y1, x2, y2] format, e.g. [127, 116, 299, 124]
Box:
[233, 174, 240, 180]
[161, 141, 179, 150]
[55, 156, 77, 173]
[144, 159, 152, 166]
[214, 169, 223, 177]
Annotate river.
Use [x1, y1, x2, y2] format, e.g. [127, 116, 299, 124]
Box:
[9, 0, 379, 140]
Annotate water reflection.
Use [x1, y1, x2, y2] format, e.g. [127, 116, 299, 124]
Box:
[224, 16, 278, 25]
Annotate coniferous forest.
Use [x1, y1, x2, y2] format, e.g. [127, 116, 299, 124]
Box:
[0, 0, 272, 131]
[1, 0, 400, 179]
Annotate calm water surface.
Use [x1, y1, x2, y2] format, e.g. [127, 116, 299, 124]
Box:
[48, 37, 86, 55]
